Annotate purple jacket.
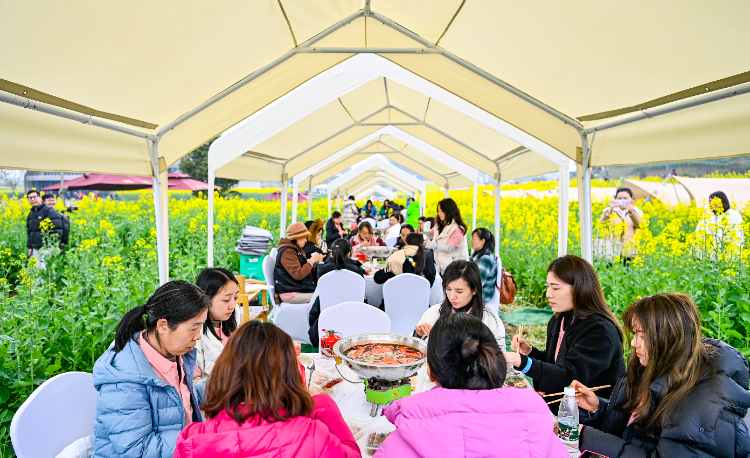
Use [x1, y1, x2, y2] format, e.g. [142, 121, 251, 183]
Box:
[375, 387, 569, 458]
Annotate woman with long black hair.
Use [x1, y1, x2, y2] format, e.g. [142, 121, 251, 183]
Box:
[470, 228, 497, 303]
[504, 254, 625, 413]
[414, 260, 505, 350]
[193, 267, 239, 384]
[93, 281, 210, 458]
[574, 293, 750, 457]
[307, 238, 365, 345]
[425, 198, 469, 274]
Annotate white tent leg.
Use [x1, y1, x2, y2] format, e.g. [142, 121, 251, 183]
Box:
[558, 163, 570, 257]
[494, 166, 501, 257]
[327, 188, 331, 218]
[579, 135, 593, 262]
[308, 176, 313, 220]
[291, 179, 299, 223]
[148, 141, 166, 285]
[207, 171, 215, 267]
[471, 183, 478, 232]
[160, 169, 169, 280]
[280, 178, 288, 238]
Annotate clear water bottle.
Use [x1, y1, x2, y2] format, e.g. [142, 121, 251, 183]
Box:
[557, 386, 579, 448]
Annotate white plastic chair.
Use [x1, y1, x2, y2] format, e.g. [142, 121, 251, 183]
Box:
[429, 271, 445, 306]
[263, 255, 314, 344]
[382, 273, 431, 336]
[484, 256, 503, 316]
[317, 269, 366, 312]
[319, 302, 391, 343]
[359, 218, 377, 227]
[11, 372, 98, 458]
[384, 237, 398, 247]
[269, 247, 278, 259]
[376, 219, 390, 230]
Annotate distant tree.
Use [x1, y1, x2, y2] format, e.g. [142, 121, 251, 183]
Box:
[179, 139, 238, 195]
[0, 169, 24, 194]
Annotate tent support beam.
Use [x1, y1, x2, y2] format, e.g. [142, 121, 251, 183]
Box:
[558, 162, 570, 257]
[471, 182, 478, 233]
[583, 81, 750, 135]
[308, 176, 313, 220]
[280, 166, 288, 237]
[148, 140, 167, 284]
[494, 164, 500, 257]
[579, 134, 593, 262]
[207, 170, 215, 267]
[291, 179, 299, 223]
[0, 91, 156, 140]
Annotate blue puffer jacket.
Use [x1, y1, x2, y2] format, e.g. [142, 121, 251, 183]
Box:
[92, 332, 204, 458]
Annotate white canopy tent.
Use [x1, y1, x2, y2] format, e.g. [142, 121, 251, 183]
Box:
[356, 185, 396, 201]
[3, 1, 748, 283]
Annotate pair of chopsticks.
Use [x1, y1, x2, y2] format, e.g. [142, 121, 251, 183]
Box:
[544, 385, 611, 404]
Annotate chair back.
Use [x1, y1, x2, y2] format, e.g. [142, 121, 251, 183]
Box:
[318, 270, 365, 312]
[384, 237, 398, 247]
[382, 273, 431, 336]
[376, 219, 390, 230]
[262, 255, 278, 308]
[10, 372, 98, 458]
[429, 271, 445, 306]
[319, 302, 390, 342]
[360, 218, 377, 227]
[484, 256, 502, 315]
[269, 247, 278, 259]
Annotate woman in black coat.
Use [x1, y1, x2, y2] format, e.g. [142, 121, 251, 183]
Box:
[374, 232, 436, 303]
[307, 238, 365, 345]
[325, 211, 347, 246]
[504, 255, 625, 414]
[573, 293, 750, 458]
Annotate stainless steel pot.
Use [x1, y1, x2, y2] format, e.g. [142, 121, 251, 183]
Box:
[332, 333, 427, 380]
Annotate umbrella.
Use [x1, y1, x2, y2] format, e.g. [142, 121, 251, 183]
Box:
[42, 174, 153, 191]
[263, 191, 310, 202]
[167, 172, 218, 191]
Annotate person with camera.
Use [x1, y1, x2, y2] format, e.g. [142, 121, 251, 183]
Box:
[598, 187, 643, 261]
[26, 189, 65, 268]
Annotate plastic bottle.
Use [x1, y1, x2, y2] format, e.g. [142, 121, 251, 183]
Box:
[557, 386, 579, 448]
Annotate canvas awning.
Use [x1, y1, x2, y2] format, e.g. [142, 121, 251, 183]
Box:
[3, 1, 749, 280]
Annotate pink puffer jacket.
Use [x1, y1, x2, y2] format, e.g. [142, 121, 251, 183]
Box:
[375, 387, 569, 458]
[174, 394, 360, 458]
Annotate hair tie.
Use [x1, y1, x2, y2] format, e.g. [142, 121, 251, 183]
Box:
[141, 304, 148, 315]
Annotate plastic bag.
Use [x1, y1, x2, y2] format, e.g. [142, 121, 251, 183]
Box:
[308, 358, 344, 393]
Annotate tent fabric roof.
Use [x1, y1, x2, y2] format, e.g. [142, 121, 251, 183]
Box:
[2, 1, 749, 179]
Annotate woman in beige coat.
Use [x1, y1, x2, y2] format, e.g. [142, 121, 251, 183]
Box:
[598, 187, 643, 260]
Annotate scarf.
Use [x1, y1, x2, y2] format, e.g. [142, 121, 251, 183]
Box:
[384, 245, 419, 276]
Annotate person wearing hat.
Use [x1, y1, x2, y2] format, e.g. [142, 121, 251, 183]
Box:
[273, 222, 326, 304]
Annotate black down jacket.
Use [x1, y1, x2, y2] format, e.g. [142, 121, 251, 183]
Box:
[26, 204, 64, 249]
[580, 338, 750, 458]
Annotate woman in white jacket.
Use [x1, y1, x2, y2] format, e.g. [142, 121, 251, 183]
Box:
[193, 267, 239, 384]
[425, 198, 470, 274]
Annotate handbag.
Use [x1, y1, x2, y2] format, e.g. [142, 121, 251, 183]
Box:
[496, 268, 517, 304]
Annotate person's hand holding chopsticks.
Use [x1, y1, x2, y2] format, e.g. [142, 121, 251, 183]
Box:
[511, 325, 532, 355]
[568, 380, 601, 411]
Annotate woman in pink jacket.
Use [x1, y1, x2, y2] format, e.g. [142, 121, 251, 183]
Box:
[174, 320, 360, 458]
[375, 313, 568, 458]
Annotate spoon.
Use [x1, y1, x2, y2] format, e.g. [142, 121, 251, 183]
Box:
[298, 355, 316, 386]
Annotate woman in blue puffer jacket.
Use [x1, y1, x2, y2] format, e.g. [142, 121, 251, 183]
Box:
[92, 280, 210, 458]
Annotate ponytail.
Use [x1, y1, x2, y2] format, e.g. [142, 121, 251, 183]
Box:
[114, 280, 210, 353]
[329, 238, 351, 270]
[405, 232, 426, 276]
[427, 313, 506, 390]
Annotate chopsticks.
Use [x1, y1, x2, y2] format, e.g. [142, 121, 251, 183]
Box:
[518, 325, 524, 341]
[544, 385, 610, 404]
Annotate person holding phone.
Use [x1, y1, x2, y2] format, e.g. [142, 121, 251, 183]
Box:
[572, 293, 750, 458]
[598, 187, 643, 261]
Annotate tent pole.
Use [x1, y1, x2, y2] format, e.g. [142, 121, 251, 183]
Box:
[291, 179, 299, 223]
[280, 167, 288, 238]
[472, 182, 478, 232]
[327, 187, 331, 218]
[207, 171, 215, 267]
[579, 135, 593, 262]
[558, 163, 570, 257]
[308, 176, 313, 220]
[494, 164, 501, 257]
[445, 177, 449, 198]
[337, 189, 341, 212]
[148, 140, 166, 285]
[160, 168, 169, 280]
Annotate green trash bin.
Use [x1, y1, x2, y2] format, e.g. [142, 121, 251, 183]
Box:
[239, 254, 266, 281]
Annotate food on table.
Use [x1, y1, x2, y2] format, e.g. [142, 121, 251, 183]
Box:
[514, 380, 528, 389]
[345, 418, 368, 441]
[366, 431, 392, 455]
[344, 342, 426, 365]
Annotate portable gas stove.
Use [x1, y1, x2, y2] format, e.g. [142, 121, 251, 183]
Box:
[333, 333, 427, 416]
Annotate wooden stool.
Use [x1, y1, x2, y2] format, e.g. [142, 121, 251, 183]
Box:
[235, 275, 271, 324]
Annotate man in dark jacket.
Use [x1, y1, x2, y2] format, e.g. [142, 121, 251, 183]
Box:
[26, 190, 64, 265]
[579, 339, 750, 458]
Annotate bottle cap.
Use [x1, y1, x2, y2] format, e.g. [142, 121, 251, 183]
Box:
[564, 386, 576, 397]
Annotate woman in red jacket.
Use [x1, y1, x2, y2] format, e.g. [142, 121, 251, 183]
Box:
[174, 321, 360, 458]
